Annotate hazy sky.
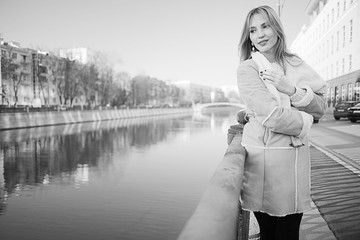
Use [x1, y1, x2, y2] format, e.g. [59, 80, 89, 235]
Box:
[0, 0, 310, 88]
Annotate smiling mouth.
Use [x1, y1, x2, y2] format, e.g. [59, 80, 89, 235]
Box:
[258, 40, 268, 45]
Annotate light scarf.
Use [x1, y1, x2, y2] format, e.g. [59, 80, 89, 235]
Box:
[251, 51, 291, 108]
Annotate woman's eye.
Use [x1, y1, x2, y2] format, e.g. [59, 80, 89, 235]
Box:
[250, 29, 255, 34]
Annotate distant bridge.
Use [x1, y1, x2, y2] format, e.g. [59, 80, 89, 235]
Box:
[192, 102, 245, 112]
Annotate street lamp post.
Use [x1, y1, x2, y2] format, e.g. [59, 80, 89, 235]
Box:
[0, 47, 2, 106]
[277, 0, 286, 18]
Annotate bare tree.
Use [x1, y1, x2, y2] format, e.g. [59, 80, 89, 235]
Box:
[79, 63, 99, 108]
[92, 51, 115, 106]
[37, 54, 51, 106]
[97, 66, 113, 106]
[1, 47, 30, 107]
[48, 57, 66, 105]
[63, 59, 82, 107]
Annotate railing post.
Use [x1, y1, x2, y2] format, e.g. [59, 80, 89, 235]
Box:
[237, 209, 250, 240]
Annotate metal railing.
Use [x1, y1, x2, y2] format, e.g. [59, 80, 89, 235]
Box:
[177, 124, 253, 240]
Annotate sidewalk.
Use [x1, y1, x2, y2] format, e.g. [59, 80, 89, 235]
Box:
[299, 201, 336, 240]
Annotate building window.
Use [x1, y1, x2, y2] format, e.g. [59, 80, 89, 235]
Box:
[332, 8, 334, 23]
[327, 87, 330, 103]
[350, 19, 353, 43]
[342, 58, 345, 74]
[344, 0, 346, 11]
[320, 45, 322, 61]
[327, 40, 329, 57]
[327, 14, 329, 29]
[343, 26, 346, 47]
[349, 54, 352, 71]
[341, 84, 345, 101]
[337, 2, 340, 17]
[1, 50, 6, 57]
[337, 31, 339, 51]
[331, 64, 334, 78]
[336, 61, 339, 76]
[348, 83, 353, 100]
[355, 82, 360, 101]
[317, 27, 319, 41]
[331, 35, 334, 54]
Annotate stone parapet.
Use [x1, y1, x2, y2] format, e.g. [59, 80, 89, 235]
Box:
[0, 108, 193, 130]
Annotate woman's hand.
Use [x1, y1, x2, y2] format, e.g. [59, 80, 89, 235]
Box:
[260, 70, 296, 96]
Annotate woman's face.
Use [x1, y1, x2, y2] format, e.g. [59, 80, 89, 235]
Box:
[249, 13, 278, 57]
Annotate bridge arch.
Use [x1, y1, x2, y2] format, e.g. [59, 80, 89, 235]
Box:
[192, 102, 245, 112]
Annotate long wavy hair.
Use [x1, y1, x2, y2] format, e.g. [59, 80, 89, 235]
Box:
[238, 5, 301, 70]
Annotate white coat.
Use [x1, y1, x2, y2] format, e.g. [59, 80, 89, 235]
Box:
[237, 53, 327, 216]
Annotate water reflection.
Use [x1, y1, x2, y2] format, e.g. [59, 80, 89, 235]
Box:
[0, 113, 199, 211]
[0, 107, 240, 239]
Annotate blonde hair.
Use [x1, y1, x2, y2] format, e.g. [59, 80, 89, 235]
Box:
[238, 5, 301, 70]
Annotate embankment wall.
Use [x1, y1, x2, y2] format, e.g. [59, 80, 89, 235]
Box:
[0, 108, 193, 130]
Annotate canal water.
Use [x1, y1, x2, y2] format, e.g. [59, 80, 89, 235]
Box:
[0, 107, 240, 240]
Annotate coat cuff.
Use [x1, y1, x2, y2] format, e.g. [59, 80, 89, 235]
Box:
[290, 86, 314, 107]
[297, 111, 313, 139]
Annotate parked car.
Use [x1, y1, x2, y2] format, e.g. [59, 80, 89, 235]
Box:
[347, 103, 360, 122]
[333, 101, 359, 120]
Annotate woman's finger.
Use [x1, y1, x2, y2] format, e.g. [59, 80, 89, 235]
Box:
[264, 76, 274, 82]
[260, 71, 275, 78]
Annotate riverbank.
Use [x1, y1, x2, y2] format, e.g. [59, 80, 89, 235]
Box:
[0, 108, 193, 131]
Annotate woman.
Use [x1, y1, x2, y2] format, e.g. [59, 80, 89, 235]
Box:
[237, 5, 327, 240]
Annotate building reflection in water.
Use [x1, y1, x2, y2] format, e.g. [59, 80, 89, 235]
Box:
[0, 151, 6, 214]
[0, 107, 241, 240]
[0, 113, 200, 215]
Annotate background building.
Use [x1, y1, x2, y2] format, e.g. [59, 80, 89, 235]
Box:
[59, 47, 95, 65]
[0, 41, 34, 107]
[173, 81, 226, 104]
[221, 85, 240, 103]
[291, 0, 360, 107]
[1, 38, 100, 109]
[1, 35, 229, 110]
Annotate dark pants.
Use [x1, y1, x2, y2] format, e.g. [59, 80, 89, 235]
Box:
[254, 211, 303, 240]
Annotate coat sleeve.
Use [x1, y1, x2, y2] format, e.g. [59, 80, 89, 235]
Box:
[289, 62, 328, 120]
[237, 60, 313, 138]
[292, 89, 327, 120]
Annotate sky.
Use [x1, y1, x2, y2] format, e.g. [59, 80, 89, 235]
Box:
[0, 0, 310, 88]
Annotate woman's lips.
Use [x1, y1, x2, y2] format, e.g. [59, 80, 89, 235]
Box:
[258, 40, 268, 46]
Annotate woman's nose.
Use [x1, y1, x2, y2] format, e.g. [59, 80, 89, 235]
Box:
[258, 29, 265, 38]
